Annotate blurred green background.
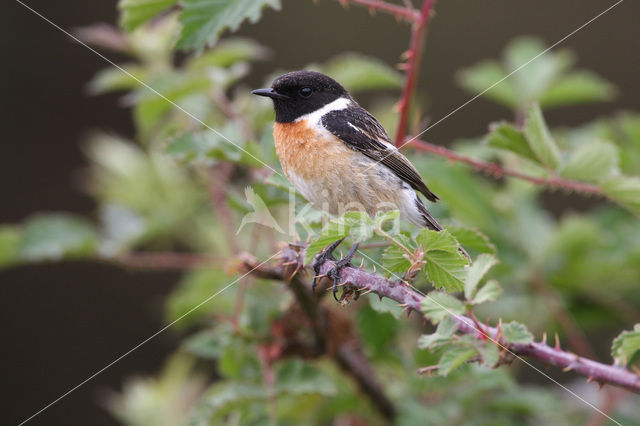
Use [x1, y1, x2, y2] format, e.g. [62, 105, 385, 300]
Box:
[2, 0, 640, 424]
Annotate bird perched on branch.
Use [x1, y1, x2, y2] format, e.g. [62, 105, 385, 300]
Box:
[253, 71, 447, 297]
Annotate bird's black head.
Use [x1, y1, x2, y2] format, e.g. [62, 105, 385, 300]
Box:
[252, 71, 350, 123]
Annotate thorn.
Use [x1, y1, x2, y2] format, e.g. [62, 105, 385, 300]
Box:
[359, 259, 365, 269]
[360, 288, 374, 296]
[587, 376, 594, 383]
[313, 274, 327, 280]
[373, 265, 377, 273]
[562, 365, 573, 373]
[281, 261, 297, 266]
[598, 381, 605, 391]
[340, 250, 344, 260]
[554, 333, 561, 350]
[378, 294, 383, 301]
[541, 332, 547, 345]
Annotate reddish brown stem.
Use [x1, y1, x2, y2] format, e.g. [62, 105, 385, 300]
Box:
[408, 138, 605, 196]
[339, 0, 420, 22]
[394, 0, 435, 145]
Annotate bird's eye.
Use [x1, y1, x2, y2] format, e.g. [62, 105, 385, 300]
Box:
[299, 87, 312, 97]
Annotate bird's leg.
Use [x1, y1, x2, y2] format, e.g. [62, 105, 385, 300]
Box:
[327, 242, 359, 301]
[312, 237, 345, 294]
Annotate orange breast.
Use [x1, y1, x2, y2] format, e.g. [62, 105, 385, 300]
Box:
[273, 120, 351, 181]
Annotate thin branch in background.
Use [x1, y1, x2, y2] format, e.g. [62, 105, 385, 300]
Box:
[394, 0, 435, 145]
[338, 0, 420, 23]
[209, 163, 240, 254]
[113, 252, 221, 270]
[243, 246, 640, 395]
[407, 138, 606, 196]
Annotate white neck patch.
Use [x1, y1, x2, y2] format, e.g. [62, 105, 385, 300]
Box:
[294, 97, 351, 125]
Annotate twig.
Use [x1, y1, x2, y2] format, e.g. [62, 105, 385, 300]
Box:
[394, 0, 436, 145]
[338, 0, 420, 23]
[408, 138, 606, 196]
[209, 163, 240, 254]
[113, 252, 221, 270]
[245, 247, 640, 394]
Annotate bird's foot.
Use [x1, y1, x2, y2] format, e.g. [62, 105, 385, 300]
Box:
[312, 239, 360, 301]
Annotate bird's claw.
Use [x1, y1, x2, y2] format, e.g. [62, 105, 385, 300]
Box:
[312, 239, 359, 301]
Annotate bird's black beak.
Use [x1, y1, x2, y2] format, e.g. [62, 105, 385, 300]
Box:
[251, 88, 290, 100]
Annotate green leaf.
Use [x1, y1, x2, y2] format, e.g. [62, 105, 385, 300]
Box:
[456, 61, 518, 108]
[119, 0, 178, 31]
[18, 214, 99, 261]
[475, 341, 500, 368]
[446, 226, 496, 255]
[602, 176, 640, 215]
[540, 71, 616, 108]
[187, 37, 268, 70]
[381, 233, 414, 276]
[183, 329, 229, 360]
[611, 324, 640, 367]
[501, 321, 534, 344]
[303, 212, 372, 265]
[275, 359, 336, 396]
[559, 140, 619, 183]
[87, 65, 147, 95]
[418, 316, 458, 350]
[504, 37, 566, 103]
[523, 103, 561, 169]
[472, 280, 502, 305]
[438, 346, 477, 376]
[0, 226, 21, 269]
[178, 0, 281, 50]
[416, 229, 459, 253]
[423, 251, 468, 292]
[367, 293, 403, 320]
[486, 122, 539, 163]
[358, 302, 398, 354]
[464, 254, 498, 301]
[189, 382, 268, 426]
[422, 292, 465, 324]
[323, 53, 403, 93]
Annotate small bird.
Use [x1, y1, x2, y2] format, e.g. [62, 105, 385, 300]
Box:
[252, 71, 445, 297]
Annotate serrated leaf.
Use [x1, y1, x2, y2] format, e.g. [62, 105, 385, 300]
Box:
[446, 226, 496, 255]
[502, 321, 534, 344]
[424, 251, 468, 292]
[523, 103, 561, 170]
[464, 254, 498, 300]
[323, 53, 403, 93]
[422, 292, 465, 324]
[438, 346, 477, 376]
[559, 140, 619, 183]
[540, 71, 616, 108]
[611, 324, 640, 367]
[456, 61, 519, 108]
[368, 293, 403, 320]
[418, 316, 458, 350]
[475, 341, 500, 368]
[416, 229, 459, 253]
[119, 0, 178, 31]
[178, 0, 281, 51]
[486, 123, 539, 163]
[0, 226, 21, 269]
[381, 233, 414, 276]
[602, 176, 640, 215]
[472, 280, 502, 305]
[18, 214, 99, 261]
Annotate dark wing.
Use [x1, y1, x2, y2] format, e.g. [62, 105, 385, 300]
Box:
[322, 106, 439, 202]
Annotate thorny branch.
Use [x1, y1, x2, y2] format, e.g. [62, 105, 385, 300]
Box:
[243, 246, 640, 395]
[407, 138, 607, 196]
[395, 0, 435, 145]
